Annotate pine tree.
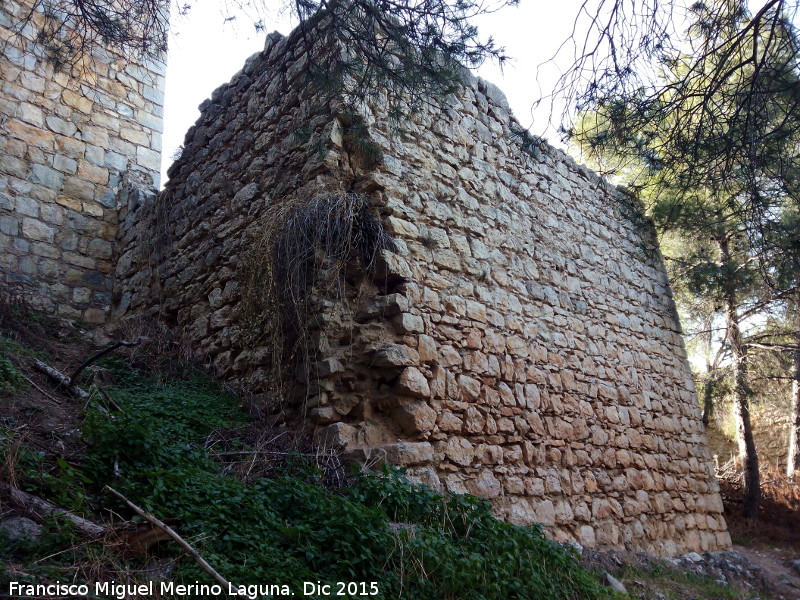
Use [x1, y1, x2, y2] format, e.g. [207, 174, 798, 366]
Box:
[570, 0, 800, 519]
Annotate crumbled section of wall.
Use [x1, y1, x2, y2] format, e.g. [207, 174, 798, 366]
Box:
[0, 0, 164, 322]
[116, 22, 730, 557]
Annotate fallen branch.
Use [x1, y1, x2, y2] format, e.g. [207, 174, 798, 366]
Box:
[20, 372, 62, 405]
[97, 386, 124, 413]
[103, 486, 250, 598]
[1, 483, 106, 537]
[69, 337, 149, 385]
[30, 358, 89, 399]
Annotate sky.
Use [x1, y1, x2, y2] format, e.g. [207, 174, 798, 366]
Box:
[159, 0, 585, 184]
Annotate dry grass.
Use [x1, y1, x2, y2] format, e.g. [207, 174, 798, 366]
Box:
[719, 461, 800, 549]
[108, 316, 199, 380]
[203, 423, 354, 489]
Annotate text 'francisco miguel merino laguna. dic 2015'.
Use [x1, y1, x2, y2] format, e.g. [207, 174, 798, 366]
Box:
[8, 580, 381, 597]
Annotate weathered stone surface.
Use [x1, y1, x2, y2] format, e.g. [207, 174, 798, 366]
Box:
[396, 367, 431, 398]
[466, 470, 501, 498]
[0, 516, 42, 541]
[372, 345, 419, 368]
[314, 422, 357, 447]
[316, 358, 344, 376]
[394, 402, 437, 434]
[381, 441, 434, 465]
[602, 573, 627, 594]
[444, 438, 474, 467]
[0, 0, 163, 318]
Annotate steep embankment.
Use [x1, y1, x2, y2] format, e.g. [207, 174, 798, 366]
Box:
[0, 309, 609, 600]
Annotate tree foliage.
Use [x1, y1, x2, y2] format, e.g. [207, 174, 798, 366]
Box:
[572, 0, 800, 513]
[554, 0, 800, 191]
[13, 0, 513, 112]
[12, 0, 169, 66]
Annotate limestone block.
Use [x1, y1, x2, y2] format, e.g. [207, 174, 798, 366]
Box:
[53, 154, 78, 174]
[444, 437, 474, 467]
[16, 102, 44, 127]
[439, 345, 462, 367]
[373, 250, 412, 283]
[314, 422, 357, 447]
[394, 312, 424, 334]
[466, 470, 501, 498]
[356, 293, 409, 320]
[0, 216, 18, 235]
[463, 406, 486, 433]
[457, 374, 481, 400]
[61, 89, 93, 113]
[316, 358, 344, 376]
[333, 395, 360, 416]
[417, 334, 437, 363]
[393, 401, 436, 434]
[396, 367, 430, 398]
[371, 344, 419, 368]
[530, 499, 555, 526]
[310, 406, 337, 424]
[136, 146, 161, 172]
[439, 411, 463, 433]
[381, 441, 434, 465]
[22, 218, 54, 242]
[46, 115, 77, 136]
[30, 164, 64, 189]
[385, 216, 420, 238]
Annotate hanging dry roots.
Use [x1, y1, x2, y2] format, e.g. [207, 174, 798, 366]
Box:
[239, 192, 393, 404]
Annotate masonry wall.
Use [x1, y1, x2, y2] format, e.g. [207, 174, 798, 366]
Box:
[0, 0, 164, 322]
[116, 24, 730, 556]
[707, 403, 792, 470]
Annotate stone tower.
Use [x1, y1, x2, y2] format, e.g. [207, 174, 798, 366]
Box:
[115, 21, 732, 556]
[0, 0, 165, 323]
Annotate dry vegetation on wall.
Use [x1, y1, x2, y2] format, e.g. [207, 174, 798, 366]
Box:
[239, 192, 394, 406]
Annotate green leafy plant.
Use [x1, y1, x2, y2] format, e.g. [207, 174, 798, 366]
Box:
[5, 357, 608, 600]
[0, 352, 23, 392]
[77, 364, 608, 599]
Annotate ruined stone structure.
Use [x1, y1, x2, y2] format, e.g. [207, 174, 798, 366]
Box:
[113, 24, 731, 556]
[0, 0, 164, 322]
[2, 8, 731, 556]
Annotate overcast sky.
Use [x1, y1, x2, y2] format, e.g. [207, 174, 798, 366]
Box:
[159, 1, 584, 185]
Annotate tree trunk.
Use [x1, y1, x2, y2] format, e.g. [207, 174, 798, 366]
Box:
[702, 375, 714, 427]
[787, 299, 800, 476]
[719, 236, 760, 522]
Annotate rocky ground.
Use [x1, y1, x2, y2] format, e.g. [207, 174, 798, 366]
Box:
[577, 543, 800, 599]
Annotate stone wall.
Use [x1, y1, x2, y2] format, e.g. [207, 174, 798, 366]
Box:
[0, 0, 164, 322]
[116, 22, 730, 556]
[707, 402, 792, 470]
